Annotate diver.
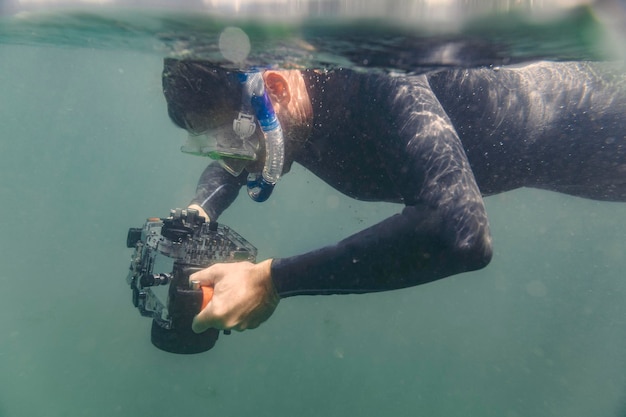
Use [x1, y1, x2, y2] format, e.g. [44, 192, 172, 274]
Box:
[161, 59, 626, 333]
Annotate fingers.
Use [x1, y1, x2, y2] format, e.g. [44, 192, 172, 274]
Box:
[191, 296, 235, 333]
[192, 310, 214, 333]
[192, 313, 253, 333]
[189, 265, 218, 333]
[187, 204, 210, 221]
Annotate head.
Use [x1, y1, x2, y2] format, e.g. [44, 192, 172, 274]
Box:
[162, 59, 312, 147]
[162, 59, 313, 201]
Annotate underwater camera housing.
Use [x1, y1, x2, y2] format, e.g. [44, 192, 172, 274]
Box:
[126, 208, 257, 354]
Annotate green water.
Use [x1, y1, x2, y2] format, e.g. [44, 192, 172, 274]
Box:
[1, 5, 626, 417]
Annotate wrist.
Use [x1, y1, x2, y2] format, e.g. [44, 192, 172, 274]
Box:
[257, 259, 279, 299]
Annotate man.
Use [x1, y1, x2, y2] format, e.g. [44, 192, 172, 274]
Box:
[161, 59, 626, 334]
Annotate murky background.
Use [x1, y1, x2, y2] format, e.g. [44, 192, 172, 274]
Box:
[1, 1, 626, 416]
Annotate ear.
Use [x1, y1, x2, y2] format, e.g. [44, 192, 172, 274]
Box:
[263, 71, 291, 106]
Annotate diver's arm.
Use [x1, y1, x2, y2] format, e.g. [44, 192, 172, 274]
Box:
[189, 161, 247, 221]
[271, 74, 493, 296]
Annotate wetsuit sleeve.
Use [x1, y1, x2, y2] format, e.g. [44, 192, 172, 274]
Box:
[190, 161, 247, 220]
[271, 74, 492, 297]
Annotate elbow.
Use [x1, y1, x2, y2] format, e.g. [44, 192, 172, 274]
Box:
[475, 236, 493, 270]
[452, 228, 493, 272]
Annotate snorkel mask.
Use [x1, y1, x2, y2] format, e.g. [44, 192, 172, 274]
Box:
[181, 71, 285, 203]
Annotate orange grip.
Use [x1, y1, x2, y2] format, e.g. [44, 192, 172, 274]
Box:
[201, 286, 214, 311]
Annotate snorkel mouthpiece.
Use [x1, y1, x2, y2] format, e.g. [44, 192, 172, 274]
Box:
[239, 72, 285, 202]
[246, 175, 275, 202]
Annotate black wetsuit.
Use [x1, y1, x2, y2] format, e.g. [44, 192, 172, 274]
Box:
[186, 62, 626, 297]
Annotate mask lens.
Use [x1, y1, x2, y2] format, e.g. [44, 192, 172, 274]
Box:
[181, 133, 216, 157]
[214, 129, 257, 159]
[181, 126, 260, 176]
[218, 157, 251, 176]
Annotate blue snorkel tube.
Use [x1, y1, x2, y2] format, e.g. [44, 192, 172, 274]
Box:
[240, 72, 285, 202]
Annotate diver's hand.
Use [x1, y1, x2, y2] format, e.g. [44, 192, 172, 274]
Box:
[189, 259, 279, 333]
[188, 204, 209, 221]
